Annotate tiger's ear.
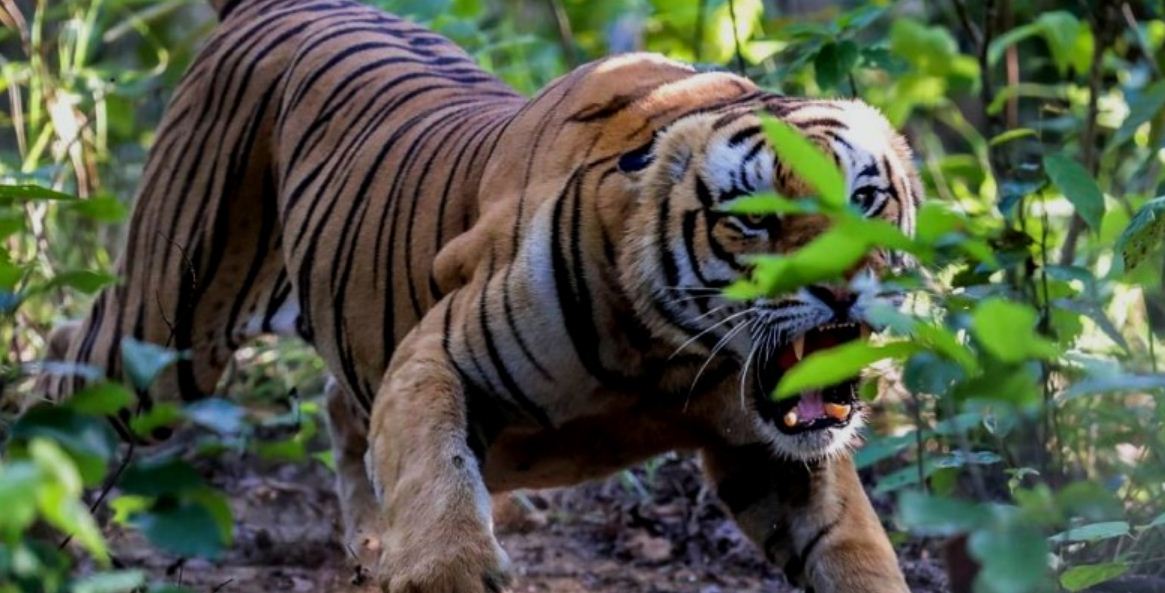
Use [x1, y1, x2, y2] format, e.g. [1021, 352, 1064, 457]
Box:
[617, 137, 655, 174]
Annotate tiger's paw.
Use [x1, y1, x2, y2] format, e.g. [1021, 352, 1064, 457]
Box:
[376, 533, 512, 593]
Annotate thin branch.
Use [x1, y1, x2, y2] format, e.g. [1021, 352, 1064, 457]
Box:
[694, 0, 707, 62]
[727, 0, 746, 75]
[546, 0, 579, 68]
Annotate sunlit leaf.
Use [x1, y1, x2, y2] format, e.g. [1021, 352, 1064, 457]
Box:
[41, 270, 117, 295]
[29, 439, 108, 564]
[0, 184, 76, 202]
[718, 193, 816, 215]
[1060, 562, 1129, 592]
[989, 128, 1037, 146]
[1111, 79, 1165, 148]
[774, 341, 919, 399]
[66, 196, 129, 222]
[760, 115, 846, 209]
[65, 383, 134, 416]
[971, 298, 1059, 362]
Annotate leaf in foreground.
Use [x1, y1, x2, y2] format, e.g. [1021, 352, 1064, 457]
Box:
[774, 341, 920, 399]
[1043, 153, 1105, 233]
[1059, 562, 1128, 592]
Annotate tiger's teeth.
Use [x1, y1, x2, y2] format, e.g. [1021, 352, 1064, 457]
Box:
[824, 403, 851, 421]
[860, 325, 872, 340]
[792, 336, 805, 360]
[783, 411, 799, 427]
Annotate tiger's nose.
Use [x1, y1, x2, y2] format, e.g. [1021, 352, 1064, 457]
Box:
[806, 285, 857, 320]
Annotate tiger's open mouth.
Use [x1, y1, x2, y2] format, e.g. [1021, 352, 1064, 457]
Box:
[753, 322, 870, 434]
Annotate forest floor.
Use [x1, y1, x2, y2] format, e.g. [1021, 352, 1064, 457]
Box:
[106, 451, 951, 593]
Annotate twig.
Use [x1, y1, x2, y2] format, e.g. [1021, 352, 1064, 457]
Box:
[58, 442, 137, 551]
[727, 0, 746, 75]
[546, 0, 579, 68]
[694, 0, 707, 62]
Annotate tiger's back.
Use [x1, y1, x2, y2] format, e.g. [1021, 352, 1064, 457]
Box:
[52, 0, 522, 413]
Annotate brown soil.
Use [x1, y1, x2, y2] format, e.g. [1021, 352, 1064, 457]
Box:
[106, 452, 951, 593]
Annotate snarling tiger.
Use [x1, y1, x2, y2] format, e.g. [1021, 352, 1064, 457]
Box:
[41, 0, 921, 591]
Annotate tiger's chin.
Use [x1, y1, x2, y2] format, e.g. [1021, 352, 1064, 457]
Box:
[750, 323, 869, 461]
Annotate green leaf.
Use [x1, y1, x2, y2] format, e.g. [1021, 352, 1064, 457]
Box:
[185, 398, 247, 435]
[120, 338, 181, 391]
[0, 256, 25, 291]
[718, 193, 816, 215]
[0, 184, 77, 202]
[1061, 373, 1165, 401]
[0, 461, 42, 533]
[66, 196, 129, 222]
[133, 500, 225, 559]
[989, 128, 1036, 146]
[40, 270, 117, 295]
[0, 211, 25, 240]
[129, 403, 184, 439]
[760, 115, 847, 209]
[988, 12, 1082, 74]
[971, 298, 1059, 363]
[774, 341, 920, 399]
[1111, 79, 1165, 148]
[29, 439, 109, 564]
[12, 406, 118, 484]
[1060, 562, 1129, 592]
[120, 458, 205, 497]
[188, 488, 234, 547]
[897, 491, 990, 535]
[1048, 521, 1130, 544]
[72, 570, 146, 593]
[65, 383, 134, 416]
[1115, 196, 1165, 273]
[969, 522, 1051, 593]
[814, 40, 859, 90]
[1043, 153, 1105, 233]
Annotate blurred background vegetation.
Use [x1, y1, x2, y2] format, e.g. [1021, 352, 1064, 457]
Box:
[1, 0, 1165, 592]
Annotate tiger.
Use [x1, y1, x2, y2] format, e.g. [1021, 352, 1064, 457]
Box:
[39, 0, 922, 591]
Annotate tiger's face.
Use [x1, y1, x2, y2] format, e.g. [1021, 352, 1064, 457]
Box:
[618, 100, 921, 461]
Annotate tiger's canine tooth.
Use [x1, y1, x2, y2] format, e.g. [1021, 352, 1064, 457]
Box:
[792, 336, 805, 360]
[783, 411, 799, 427]
[824, 403, 851, 421]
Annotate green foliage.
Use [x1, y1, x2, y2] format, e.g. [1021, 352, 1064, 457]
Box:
[1, 0, 1164, 591]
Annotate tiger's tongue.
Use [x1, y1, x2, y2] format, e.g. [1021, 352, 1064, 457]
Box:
[795, 390, 826, 419]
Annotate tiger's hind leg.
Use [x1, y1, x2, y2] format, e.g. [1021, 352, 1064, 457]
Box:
[323, 375, 383, 568]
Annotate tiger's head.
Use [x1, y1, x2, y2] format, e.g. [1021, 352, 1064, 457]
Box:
[617, 99, 920, 461]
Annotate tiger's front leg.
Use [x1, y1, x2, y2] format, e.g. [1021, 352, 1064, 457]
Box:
[702, 443, 909, 593]
[365, 330, 511, 593]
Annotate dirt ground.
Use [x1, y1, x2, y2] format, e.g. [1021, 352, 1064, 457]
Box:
[105, 450, 950, 593]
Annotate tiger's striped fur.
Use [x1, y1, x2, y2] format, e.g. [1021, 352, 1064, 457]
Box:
[42, 1, 919, 591]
